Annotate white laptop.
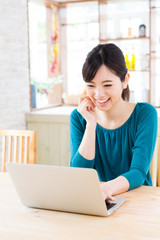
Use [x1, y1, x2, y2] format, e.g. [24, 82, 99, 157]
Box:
[7, 163, 126, 217]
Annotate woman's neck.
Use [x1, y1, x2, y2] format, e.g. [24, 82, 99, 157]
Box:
[96, 100, 136, 129]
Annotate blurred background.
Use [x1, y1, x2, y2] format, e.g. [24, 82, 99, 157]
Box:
[28, 0, 160, 109]
[0, 0, 160, 166]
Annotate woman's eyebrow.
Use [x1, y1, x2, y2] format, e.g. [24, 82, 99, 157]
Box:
[89, 80, 113, 84]
[102, 80, 113, 83]
[90, 80, 113, 83]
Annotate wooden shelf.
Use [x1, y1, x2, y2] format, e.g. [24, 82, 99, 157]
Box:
[61, 21, 98, 26]
[100, 36, 150, 42]
[151, 6, 160, 10]
[151, 56, 160, 60]
[128, 69, 150, 72]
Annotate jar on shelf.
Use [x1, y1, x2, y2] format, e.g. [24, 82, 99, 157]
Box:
[140, 54, 149, 71]
[139, 24, 146, 37]
[128, 19, 132, 38]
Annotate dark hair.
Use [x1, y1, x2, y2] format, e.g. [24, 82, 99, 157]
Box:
[82, 43, 129, 101]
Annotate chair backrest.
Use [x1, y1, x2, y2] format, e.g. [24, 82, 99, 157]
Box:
[157, 135, 160, 187]
[150, 130, 160, 187]
[0, 130, 37, 172]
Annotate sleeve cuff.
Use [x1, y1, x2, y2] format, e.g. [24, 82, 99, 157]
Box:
[121, 169, 145, 190]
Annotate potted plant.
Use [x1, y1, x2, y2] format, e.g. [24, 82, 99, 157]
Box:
[31, 75, 63, 106]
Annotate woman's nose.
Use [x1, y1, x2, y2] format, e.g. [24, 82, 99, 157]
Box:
[94, 87, 106, 99]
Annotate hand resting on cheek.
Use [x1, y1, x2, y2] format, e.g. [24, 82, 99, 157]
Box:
[77, 96, 97, 127]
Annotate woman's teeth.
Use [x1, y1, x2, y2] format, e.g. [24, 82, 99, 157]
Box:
[97, 99, 109, 103]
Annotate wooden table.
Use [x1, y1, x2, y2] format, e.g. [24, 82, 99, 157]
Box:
[1, 173, 160, 240]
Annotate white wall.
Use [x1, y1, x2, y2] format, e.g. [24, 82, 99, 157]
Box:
[0, 0, 30, 129]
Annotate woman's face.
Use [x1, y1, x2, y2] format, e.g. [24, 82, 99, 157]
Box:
[85, 64, 128, 111]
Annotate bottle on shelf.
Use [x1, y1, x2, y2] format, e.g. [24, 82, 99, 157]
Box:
[139, 24, 146, 37]
[128, 19, 132, 38]
[140, 54, 149, 71]
[125, 48, 136, 71]
[131, 49, 135, 71]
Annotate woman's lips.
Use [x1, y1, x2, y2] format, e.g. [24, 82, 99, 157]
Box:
[96, 98, 110, 106]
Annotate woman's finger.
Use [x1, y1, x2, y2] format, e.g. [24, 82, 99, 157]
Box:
[79, 96, 86, 104]
[100, 183, 116, 201]
[106, 195, 116, 201]
[79, 96, 95, 108]
[79, 99, 95, 111]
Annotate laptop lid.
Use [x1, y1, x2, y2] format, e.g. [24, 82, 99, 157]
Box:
[7, 163, 126, 217]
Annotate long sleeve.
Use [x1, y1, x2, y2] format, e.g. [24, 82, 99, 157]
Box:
[121, 104, 158, 190]
[69, 109, 95, 168]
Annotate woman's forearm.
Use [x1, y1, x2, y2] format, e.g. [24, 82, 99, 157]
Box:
[107, 176, 130, 195]
[78, 123, 96, 160]
[101, 176, 130, 200]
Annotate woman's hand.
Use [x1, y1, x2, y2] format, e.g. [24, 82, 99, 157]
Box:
[100, 177, 129, 201]
[77, 96, 96, 127]
[77, 96, 97, 160]
[100, 182, 116, 201]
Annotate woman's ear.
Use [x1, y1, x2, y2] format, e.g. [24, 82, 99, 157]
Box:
[123, 73, 130, 89]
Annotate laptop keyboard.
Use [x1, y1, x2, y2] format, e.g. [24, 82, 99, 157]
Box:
[105, 201, 116, 210]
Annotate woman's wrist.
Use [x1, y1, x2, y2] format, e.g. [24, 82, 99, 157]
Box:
[78, 120, 96, 160]
[86, 121, 97, 129]
[101, 176, 130, 200]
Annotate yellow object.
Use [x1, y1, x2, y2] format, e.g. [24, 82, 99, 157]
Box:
[125, 54, 130, 70]
[131, 53, 135, 70]
[54, 43, 59, 54]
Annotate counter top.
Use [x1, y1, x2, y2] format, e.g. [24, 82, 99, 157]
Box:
[26, 106, 76, 123]
[27, 105, 160, 116]
[26, 105, 160, 128]
[27, 106, 76, 116]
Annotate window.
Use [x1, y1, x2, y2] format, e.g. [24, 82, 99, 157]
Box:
[61, 1, 99, 95]
[28, 1, 61, 109]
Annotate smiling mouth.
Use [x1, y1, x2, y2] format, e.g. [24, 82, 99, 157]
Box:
[96, 98, 110, 105]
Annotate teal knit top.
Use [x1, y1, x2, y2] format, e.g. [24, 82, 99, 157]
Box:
[69, 103, 158, 190]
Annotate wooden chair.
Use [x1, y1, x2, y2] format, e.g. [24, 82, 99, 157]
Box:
[0, 130, 37, 172]
[151, 133, 160, 187]
[156, 135, 160, 187]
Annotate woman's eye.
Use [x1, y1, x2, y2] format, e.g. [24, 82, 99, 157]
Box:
[87, 85, 95, 88]
[104, 84, 112, 87]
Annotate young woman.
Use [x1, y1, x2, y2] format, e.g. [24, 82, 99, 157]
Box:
[69, 43, 158, 201]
